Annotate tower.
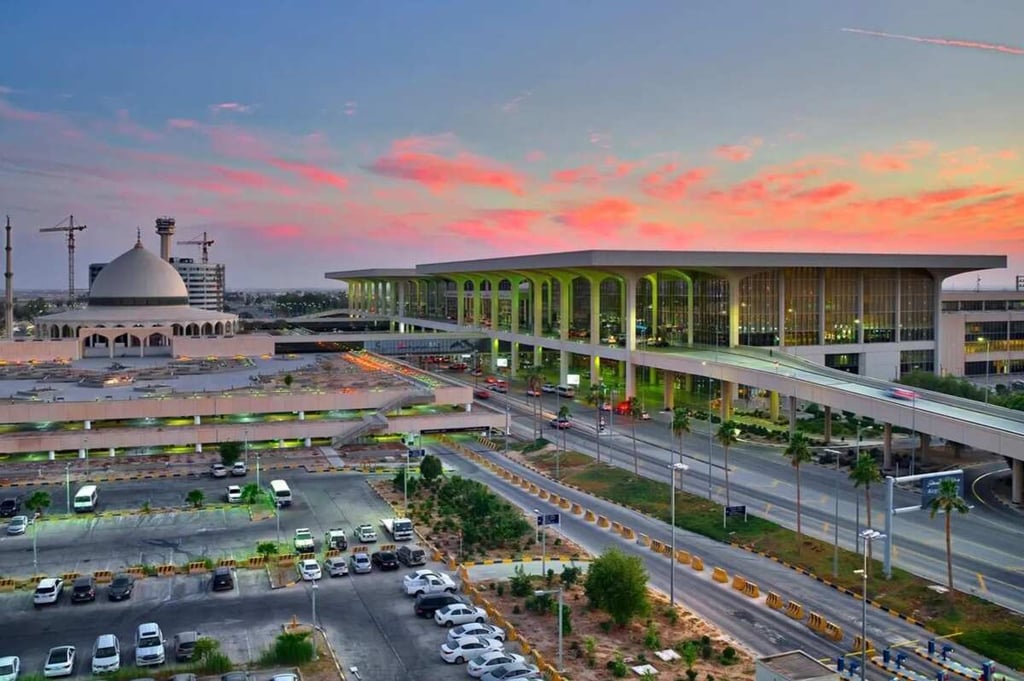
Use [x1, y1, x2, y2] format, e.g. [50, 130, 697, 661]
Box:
[155, 216, 176, 261]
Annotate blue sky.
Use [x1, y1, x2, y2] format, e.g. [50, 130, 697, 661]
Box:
[1, 1, 1022, 289]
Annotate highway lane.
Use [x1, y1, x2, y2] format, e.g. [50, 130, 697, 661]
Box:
[487, 388, 1024, 613]
[437, 439, 1000, 680]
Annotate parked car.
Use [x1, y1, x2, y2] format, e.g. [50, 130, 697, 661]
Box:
[230, 462, 247, 476]
[170, 675, 197, 681]
[107, 573, 135, 601]
[350, 552, 372, 574]
[293, 528, 315, 553]
[541, 383, 556, 393]
[70, 575, 96, 603]
[479, 662, 540, 681]
[134, 622, 166, 666]
[396, 545, 426, 566]
[370, 550, 399, 571]
[173, 632, 201, 663]
[324, 528, 348, 551]
[33, 577, 64, 607]
[525, 387, 541, 397]
[414, 592, 468, 618]
[211, 567, 234, 592]
[354, 524, 377, 543]
[91, 634, 121, 674]
[403, 569, 456, 596]
[43, 646, 75, 678]
[297, 559, 322, 581]
[324, 556, 349, 577]
[220, 673, 251, 681]
[0, 497, 19, 517]
[468, 651, 527, 678]
[6, 515, 28, 535]
[210, 464, 228, 478]
[0, 656, 20, 681]
[225, 486, 242, 503]
[549, 418, 571, 429]
[434, 603, 488, 627]
[439, 636, 503, 664]
[446, 622, 506, 644]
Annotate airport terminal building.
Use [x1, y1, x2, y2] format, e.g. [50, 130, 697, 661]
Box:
[327, 250, 1006, 395]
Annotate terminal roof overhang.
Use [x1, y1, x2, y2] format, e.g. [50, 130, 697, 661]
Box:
[326, 250, 1006, 280]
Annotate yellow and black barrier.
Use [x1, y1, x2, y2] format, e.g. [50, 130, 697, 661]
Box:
[691, 556, 704, 571]
[785, 600, 804, 620]
[806, 611, 827, 633]
[742, 581, 760, 599]
[712, 567, 729, 584]
[157, 564, 176, 576]
[92, 570, 113, 584]
[731, 574, 746, 591]
[187, 561, 208, 574]
[766, 592, 783, 609]
[824, 621, 844, 642]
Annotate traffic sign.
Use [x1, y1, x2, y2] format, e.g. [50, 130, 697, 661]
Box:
[920, 472, 965, 509]
[536, 513, 561, 527]
[725, 505, 747, 518]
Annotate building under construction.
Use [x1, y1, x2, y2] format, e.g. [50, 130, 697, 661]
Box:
[89, 217, 226, 311]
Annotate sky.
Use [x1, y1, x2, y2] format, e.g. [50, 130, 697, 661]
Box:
[1, 1, 1023, 291]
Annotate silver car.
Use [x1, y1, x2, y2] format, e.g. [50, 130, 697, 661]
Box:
[350, 552, 371, 574]
[6, 515, 28, 535]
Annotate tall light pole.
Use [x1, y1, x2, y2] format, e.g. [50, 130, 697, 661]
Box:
[403, 446, 410, 516]
[534, 588, 563, 673]
[832, 446, 840, 578]
[668, 462, 688, 608]
[978, 337, 991, 403]
[702, 361, 713, 500]
[534, 508, 546, 575]
[32, 515, 39, 573]
[243, 429, 249, 467]
[255, 451, 261, 491]
[857, 529, 885, 681]
[65, 462, 72, 515]
[311, 580, 319, 661]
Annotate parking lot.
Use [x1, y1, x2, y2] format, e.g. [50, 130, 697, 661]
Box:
[0, 470, 493, 681]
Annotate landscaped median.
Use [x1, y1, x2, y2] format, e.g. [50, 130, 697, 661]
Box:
[456, 435, 1024, 672]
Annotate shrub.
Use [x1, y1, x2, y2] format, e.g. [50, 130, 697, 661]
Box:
[496, 582, 505, 597]
[686, 670, 698, 681]
[599, 619, 614, 634]
[560, 565, 582, 587]
[509, 565, 533, 597]
[644, 620, 661, 650]
[701, 644, 713, 660]
[512, 604, 521, 614]
[525, 593, 551, 613]
[584, 636, 597, 667]
[260, 631, 314, 666]
[607, 653, 628, 678]
[664, 607, 679, 625]
[545, 568, 555, 586]
[720, 646, 738, 665]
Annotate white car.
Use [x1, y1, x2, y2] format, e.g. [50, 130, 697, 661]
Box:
[293, 528, 315, 552]
[325, 556, 349, 577]
[446, 622, 507, 645]
[541, 383, 556, 393]
[91, 634, 120, 674]
[297, 559, 322, 581]
[33, 577, 64, 607]
[6, 515, 28, 535]
[43, 646, 75, 678]
[403, 569, 456, 596]
[439, 636, 503, 664]
[434, 603, 488, 627]
[210, 464, 228, 478]
[225, 485, 242, 503]
[480, 662, 541, 681]
[0, 656, 20, 681]
[354, 524, 377, 542]
[468, 651, 527, 678]
[350, 552, 372, 574]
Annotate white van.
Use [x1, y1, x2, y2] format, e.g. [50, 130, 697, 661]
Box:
[555, 385, 576, 398]
[134, 622, 165, 666]
[92, 634, 121, 674]
[269, 479, 292, 507]
[73, 485, 98, 513]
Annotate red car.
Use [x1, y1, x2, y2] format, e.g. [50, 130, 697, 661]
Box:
[473, 389, 491, 400]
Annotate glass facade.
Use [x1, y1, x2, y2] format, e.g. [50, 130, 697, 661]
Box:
[823, 269, 859, 344]
[655, 275, 690, 347]
[691, 276, 729, 345]
[783, 268, 819, 346]
[900, 349, 934, 374]
[825, 352, 860, 374]
[738, 272, 778, 346]
[900, 271, 935, 341]
[862, 269, 898, 343]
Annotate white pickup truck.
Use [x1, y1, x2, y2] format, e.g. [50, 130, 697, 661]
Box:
[402, 569, 457, 597]
[380, 517, 414, 542]
[293, 528, 315, 553]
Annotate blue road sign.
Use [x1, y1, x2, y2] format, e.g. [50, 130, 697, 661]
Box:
[536, 513, 561, 527]
[920, 472, 965, 509]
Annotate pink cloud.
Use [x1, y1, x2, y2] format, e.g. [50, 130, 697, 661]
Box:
[167, 118, 199, 129]
[368, 149, 525, 195]
[269, 158, 349, 190]
[525, 150, 546, 163]
[391, 133, 458, 154]
[841, 28, 1024, 56]
[554, 197, 637, 236]
[860, 141, 933, 173]
[113, 109, 162, 142]
[714, 145, 754, 162]
[641, 164, 712, 201]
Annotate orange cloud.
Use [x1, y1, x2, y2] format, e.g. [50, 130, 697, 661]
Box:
[714, 145, 753, 162]
[641, 164, 712, 201]
[368, 150, 525, 195]
[269, 158, 349, 190]
[554, 197, 637, 236]
[860, 141, 933, 173]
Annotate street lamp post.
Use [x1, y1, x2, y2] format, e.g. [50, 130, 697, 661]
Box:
[534, 508, 546, 575]
[32, 516, 39, 573]
[978, 337, 991, 403]
[832, 446, 840, 578]
[243, 429, 249, 467]
[65, 462, 72, 515]
[668, 462, 688, 608]
[255, 451, 262, 491]
[534, 588, 564, 673]
[857, 529, 885, 681]
[311, 580, 319, 660]
[403, 447, 410, 516]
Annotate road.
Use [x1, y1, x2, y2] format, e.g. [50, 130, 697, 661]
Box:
[478, 385, 1024, 614]
[435, 438, 1000, 681]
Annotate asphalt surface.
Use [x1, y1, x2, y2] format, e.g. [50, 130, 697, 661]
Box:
[479, 386, 1024, 614]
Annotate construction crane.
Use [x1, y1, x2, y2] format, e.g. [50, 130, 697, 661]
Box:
[39, 215, 87, 305]
[177, 231, 215, 263]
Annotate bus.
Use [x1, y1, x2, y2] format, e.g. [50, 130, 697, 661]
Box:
[269, 479, 292, 507]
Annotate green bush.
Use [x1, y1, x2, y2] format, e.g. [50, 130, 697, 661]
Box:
[607, 653, 628, 678]
[720, 646, 738, 665]
[560, 565, 582, 587]
[260, 631, 315, 666]
[644, 620, 661, 650]
[509, 565, 533, 597]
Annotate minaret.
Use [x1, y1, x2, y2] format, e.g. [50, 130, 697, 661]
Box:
[4, 216, 13, 340]
[155, 216, 175, 261]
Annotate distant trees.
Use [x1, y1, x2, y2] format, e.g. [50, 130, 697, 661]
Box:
[419, 454, 443, 484]
[671, 408, 691, 465]
[715, 421, 740, 507]
[219, 441, 243, 467]
[849, 453, 883, 561]
[24, 490, 51, 517]
[186, 489, 205, 509]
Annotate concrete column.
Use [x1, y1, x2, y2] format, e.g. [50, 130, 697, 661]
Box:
[684, 374, 693, 394]
[84, 420, 92, 430]
[769, 390, 780, 421]
[558, 350, 569, 385]
[48, 450, 55, 461]
[511, 341, 519, 377]
[590, 355, 601, 388]
[79, 448, 86, 459]
[728, 276, 741, 347]
[883, 423, 893, 469]
[558, 279, 570, 341]
[298, 411, 305, 421]
[471, 280, 482, 327]
[788, 395, 797, 436]
[663, 371, 676, 410]
[686, 282, 694, 346]
[456, 280, 466, 326]
[109, 342, 114, 359]
[490, 337, 500, 372]
[489, 278, 500, 331]
[778, 271, 787, 348]
[648, 274, 659, 342]
[919, 433, 930, 463]
[720, 380, 734, 421]
[545, 279, 554, 329]
[625, 275, 638, 399]
[818, 269, 826, 345]
[139, 340, 144, 358]
[823, 405, 832, 444]
[109, 447, 116, 458]
[510, 278, 522, 335]
[195, 442, 203, 453]
[397, 282, 406, 330]
[856, 271, 865, 345]
[532, 279, 544, 337]
[590, 278, 602, 387]
[533, 346, 542, 371]
[194, 415, 201, 425]
[304, 437, 312, 447]
[1012, 459, 1023, 505]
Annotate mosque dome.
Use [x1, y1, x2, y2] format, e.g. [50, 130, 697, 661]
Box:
[88, 240, 190, 307]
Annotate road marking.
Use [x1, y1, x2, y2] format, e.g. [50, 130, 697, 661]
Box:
[822, 521, 830, 533]
[976, 573, 987, 592]
[769, 479, 780, 488]
[764, 503, 772, 515]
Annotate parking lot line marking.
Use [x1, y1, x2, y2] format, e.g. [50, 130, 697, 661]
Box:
[976, 573, 987, 592]
[764, 502, 772, 515]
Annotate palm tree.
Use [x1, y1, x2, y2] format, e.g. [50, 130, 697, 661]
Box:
[627, 396, 643, 475]
[240, 483, 263, 506]
[24, 490, 51, 517]
[186, 489, 205, 509]
[671, 408, 690, 465]
[849, 453, 882, 560]
[715, 421, 740, 507]
[929, 477, 969, 602]
[526, 371, 544, 439]
[784, 431, 813, 548]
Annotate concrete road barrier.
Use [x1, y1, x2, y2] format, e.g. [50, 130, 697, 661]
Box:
[742, 581, 760, 599]
[584, 509, 596, 522]
[731, 574, 746, 591]
[217, 558, 237, 568]
[277, 553, 296, 567]
[61, 572, 81, 583]
[691, 556, 704, 571]
[298, 552, 315, 561]
[597, 515, 610, 528]
[571, 503, 583, 515]
[766, 592, 783, 609]
[852, 635, 871, 652]
[785, 600, 804, 620]
[325, 549, 340, 558]
[529, 483, 539, 494]
[824, 621, 843, 642]
[807, 611, 827, 633]
[126, 566, 146, 579]
[712, 567, 729, 583]
[538, 489, 549, 500]
[621, 526, 636, 540]
[650, 540, 666, 554]
[549, 493, 561, 505]
[675, 549, 691, 565]
[92, 570, 113, 584]
[0, 578, 16, 592]
[187, 561, 208, 574]
[157, 564, 176, 576]
[247, 556, 266, 568]
[559, 497, 570, 510]
[636, 533, 651, 547]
